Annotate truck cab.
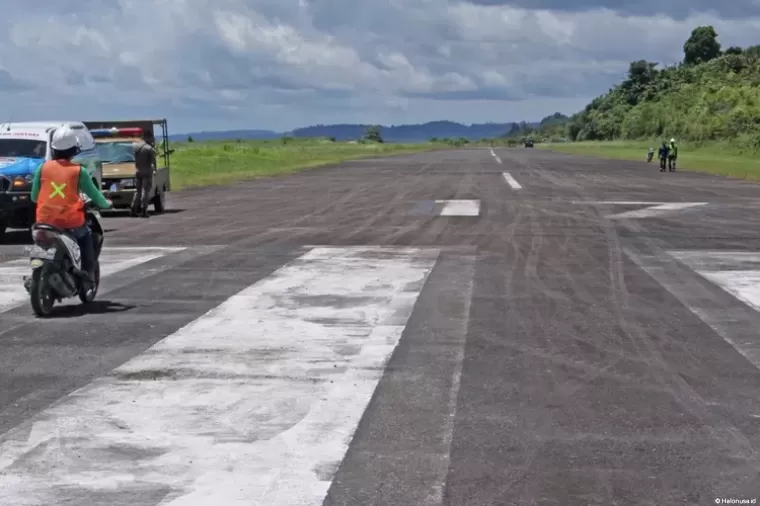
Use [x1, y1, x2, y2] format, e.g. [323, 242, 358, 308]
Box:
[85, 119, 172, 214]
[0, 121, 103, 238]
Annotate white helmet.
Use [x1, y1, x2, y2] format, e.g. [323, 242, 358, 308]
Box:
[670, 138, 675, 143]
[50, 125, 79, 151]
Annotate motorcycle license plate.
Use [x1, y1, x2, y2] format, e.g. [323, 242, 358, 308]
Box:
[24, 245, 56, 260]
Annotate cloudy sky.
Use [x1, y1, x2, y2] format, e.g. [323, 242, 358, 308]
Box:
[1, 1, 760, 134]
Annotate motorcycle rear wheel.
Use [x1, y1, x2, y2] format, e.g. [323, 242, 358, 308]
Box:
[30, 266, 55, 317]
[79, 261, 100, 304]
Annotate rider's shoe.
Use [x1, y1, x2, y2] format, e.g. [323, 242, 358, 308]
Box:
[75, 268, 95, 286]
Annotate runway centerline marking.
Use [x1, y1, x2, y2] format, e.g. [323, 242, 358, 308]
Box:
[502, 172, 522, 189]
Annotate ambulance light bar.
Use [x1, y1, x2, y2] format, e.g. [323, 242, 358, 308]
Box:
[90, 127, 143, 138]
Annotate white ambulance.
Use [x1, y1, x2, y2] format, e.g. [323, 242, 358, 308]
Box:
[0, 121, 104, 237]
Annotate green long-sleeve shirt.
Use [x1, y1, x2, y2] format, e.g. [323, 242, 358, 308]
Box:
[30, 163, 110, 209]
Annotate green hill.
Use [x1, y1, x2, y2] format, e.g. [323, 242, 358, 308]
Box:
[530, 26, 760, 151]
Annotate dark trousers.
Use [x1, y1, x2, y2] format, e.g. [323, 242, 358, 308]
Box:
[70, 225, 94, 273]
[131, 172, 153, 212]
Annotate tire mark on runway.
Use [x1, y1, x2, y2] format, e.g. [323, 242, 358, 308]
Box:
[585, 190, 760, 473]
[336, 160, 438, 244]
[589, 178, 760, 468]
[470, 166, 668, 504]
[619, 234, 760, 466]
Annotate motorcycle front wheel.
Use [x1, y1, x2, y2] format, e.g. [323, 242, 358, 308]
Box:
[30, 265, 55, 317]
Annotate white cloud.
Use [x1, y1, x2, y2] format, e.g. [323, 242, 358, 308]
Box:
[0, 0, 759, 132]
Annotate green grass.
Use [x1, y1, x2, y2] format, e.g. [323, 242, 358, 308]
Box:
[169, 138, 442, 189]
[539, 140, 760, 180]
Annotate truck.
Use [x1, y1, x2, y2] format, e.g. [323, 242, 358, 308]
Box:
[0, 121, 104, 239]
[83, 119, 172, 214]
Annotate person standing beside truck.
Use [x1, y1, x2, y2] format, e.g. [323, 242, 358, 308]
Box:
[131, 130, 156, 218]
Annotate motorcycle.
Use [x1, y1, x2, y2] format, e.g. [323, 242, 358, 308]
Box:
[23, 196, 105, 317]
[646, 151, 654, 163]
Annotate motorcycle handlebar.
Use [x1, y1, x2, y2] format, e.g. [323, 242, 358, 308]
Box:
[82, 195, 112, 210]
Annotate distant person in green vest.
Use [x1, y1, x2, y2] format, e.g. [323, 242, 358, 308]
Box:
[657, 141, 669, 172]
[668, 138, 678, 171]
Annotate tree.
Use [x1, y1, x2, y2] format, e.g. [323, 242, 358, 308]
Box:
[725, 46, 743, 55]
[621, 60, 659, 105]
[364, 125, 383, 143]
[683, 25, 721, 65]
[187, 135, 194, 142]
[626, 60, 658, 86]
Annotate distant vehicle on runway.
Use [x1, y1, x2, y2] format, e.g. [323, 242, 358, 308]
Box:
[84, 119, 173, 214]
[524, 138, 534, 148]
[0, 121, 103, 239]
[24, 197, 105, 317]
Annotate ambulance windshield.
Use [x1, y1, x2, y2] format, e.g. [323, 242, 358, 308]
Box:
[0, 139, 46, 158]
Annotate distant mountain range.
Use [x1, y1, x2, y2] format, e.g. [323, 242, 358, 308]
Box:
[168, 120, 542, 143]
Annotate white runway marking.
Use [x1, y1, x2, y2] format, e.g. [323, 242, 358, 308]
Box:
[435, 199, 480, 216]
[0, 246, 438, 506]
[502, 172, 522, 189]
[0, 246, 185, 313]
[572, 201, 670, 205]
[629, 248, 760, 372]
[572, 201, 707, 219]
[669, 250, 760, 311]
[607, 202, 706, 219]
[488, 148, 502, 164]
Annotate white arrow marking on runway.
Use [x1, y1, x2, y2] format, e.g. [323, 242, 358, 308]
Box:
[572, 201, 707, 219]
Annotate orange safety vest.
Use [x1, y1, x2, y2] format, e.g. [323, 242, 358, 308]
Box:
[35, 160, 85, 229]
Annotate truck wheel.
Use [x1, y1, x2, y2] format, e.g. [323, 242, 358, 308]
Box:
[153, 188, 166, 213]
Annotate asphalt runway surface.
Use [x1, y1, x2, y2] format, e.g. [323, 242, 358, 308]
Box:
[1, 147, 760, 505]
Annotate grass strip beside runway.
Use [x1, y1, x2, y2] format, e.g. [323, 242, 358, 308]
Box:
[539, 140, 760, 180]
[171, 138, 441, 189]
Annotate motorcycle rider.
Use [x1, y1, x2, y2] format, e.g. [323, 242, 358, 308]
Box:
[646, 147, 654, 162]
[30, 125, 112, 284]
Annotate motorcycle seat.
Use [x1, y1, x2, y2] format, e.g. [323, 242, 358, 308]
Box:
[31, 223, 79, 248]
